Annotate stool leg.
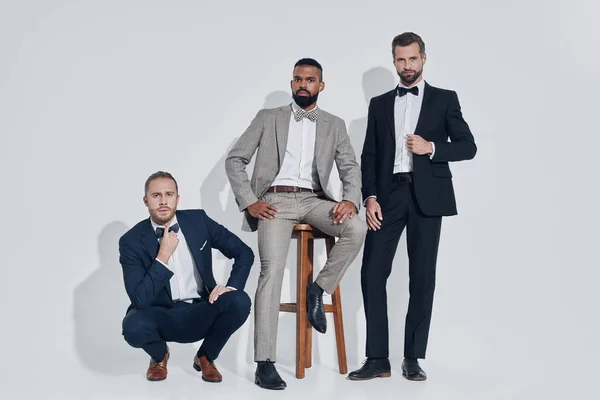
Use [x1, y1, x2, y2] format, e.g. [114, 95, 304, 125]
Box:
[331, 286, 348, 374]
[296, 231, 310, 379]
[305, 238, 314, 369]
[326, 237, 348, 374]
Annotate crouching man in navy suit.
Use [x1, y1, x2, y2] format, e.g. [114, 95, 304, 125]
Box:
[119, 171, 254, 383]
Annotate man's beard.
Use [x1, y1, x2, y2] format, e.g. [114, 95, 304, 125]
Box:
[398, 68, 423, 85]
[292, 89, 319, 108]
[151, 209, 175, 226]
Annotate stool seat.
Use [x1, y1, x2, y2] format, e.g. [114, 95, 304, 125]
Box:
[279, 223, 347, 379]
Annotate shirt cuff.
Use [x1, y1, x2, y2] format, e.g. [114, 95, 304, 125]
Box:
[364, 195, 377, 206]
[155, 258, 169, 267]
[429, 142, 436, 159]
[226, 286, 237, 291]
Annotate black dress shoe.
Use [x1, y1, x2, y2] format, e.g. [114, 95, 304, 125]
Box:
[255, 360, 287, 390]
[347, 358, 391, 380]
[307, 282, 326, 333]
[401, 358, 427, 381]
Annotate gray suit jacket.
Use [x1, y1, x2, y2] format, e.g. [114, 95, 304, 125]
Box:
[226, 104, 361, 232]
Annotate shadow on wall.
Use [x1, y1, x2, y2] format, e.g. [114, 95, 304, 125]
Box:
[72, 221, 146, 376]
[199, 89, 292, 240]
[347, 67, 397, 163]
[199, 91, 294, 377]
[72, 91, 296, 379]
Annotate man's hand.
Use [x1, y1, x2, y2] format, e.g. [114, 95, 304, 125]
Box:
[247, 200, 278, 220]
[332, 200, 357, 224]
[365, 197, 383, 231]
[407, 134, 433, 155]
[156, 225, 179, 263]
[208, 285, 234, 304]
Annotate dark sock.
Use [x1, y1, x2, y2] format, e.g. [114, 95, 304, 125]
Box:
[197, 348, 211, 362]
[309, 282, 324, 295]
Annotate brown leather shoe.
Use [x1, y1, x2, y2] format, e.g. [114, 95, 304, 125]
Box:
[146, 350, 169, 381]
[193, 355, 223, 383]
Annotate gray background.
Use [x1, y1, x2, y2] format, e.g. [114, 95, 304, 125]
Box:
[1, 0, 597, 399]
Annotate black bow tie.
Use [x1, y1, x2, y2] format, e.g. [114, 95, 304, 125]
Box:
[397, 86, 419, 97]
[155, 223, 179, 238]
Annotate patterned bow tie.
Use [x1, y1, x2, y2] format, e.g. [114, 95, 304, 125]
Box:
[294, 107, 318, 122]
[397, 86, 419, 97]
[155, 223, 179, 238]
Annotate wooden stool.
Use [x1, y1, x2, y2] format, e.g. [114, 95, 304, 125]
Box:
[279, 224, 348, 379]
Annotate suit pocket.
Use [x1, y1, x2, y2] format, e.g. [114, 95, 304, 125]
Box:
[432, 166, 452, 178]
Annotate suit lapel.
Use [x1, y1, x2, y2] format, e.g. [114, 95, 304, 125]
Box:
[141, 219, 160, 259]
[177, 211, 214, 290]
[414, 81, 433, 136]
[176, 211, 201, 272]
[314, 110, 330, 164]
[386, 89, 396, 142]
[275, 105, 292, 167]
[141, 219, 172, 298]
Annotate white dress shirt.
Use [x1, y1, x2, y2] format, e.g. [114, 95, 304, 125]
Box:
[394, 79, 430, 173]
[271, 102, 321, 190]
[152, 217, 204, 302]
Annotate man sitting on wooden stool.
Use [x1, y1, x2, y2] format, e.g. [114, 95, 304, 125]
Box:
[226, 58, 367, 390]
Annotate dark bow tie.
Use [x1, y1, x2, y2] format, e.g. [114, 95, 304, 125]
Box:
[155, 223, 179, 238]
[397, 86, 419, 97]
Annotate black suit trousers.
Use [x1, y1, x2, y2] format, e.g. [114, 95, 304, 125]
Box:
[361, 176, 441, 359]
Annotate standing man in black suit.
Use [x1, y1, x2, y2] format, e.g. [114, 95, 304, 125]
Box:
[348, 32, 477, 381]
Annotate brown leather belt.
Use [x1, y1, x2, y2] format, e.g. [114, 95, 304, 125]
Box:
[267, 185, 320, 193]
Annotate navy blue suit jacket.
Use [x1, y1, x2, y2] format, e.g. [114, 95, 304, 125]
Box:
[118, 209, 254, 312]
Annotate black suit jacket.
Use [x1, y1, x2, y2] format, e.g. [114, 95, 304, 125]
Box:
[361, 82, 477, 216]
[118, 209, 254, 312]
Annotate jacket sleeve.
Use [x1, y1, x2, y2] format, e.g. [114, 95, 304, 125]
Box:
[431, 91, 477, 162]
[361, 98, 378, 201]
[225, 109, 266, 212]
[203, 212, 254, 291]
[119, 236, 173, 309]
[335, 118, 362, 210]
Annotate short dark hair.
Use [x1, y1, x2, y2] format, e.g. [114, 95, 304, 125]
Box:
[144, 171, 178, 194]
[294, 58, 323, 80]
[391, 32, 426, 57]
